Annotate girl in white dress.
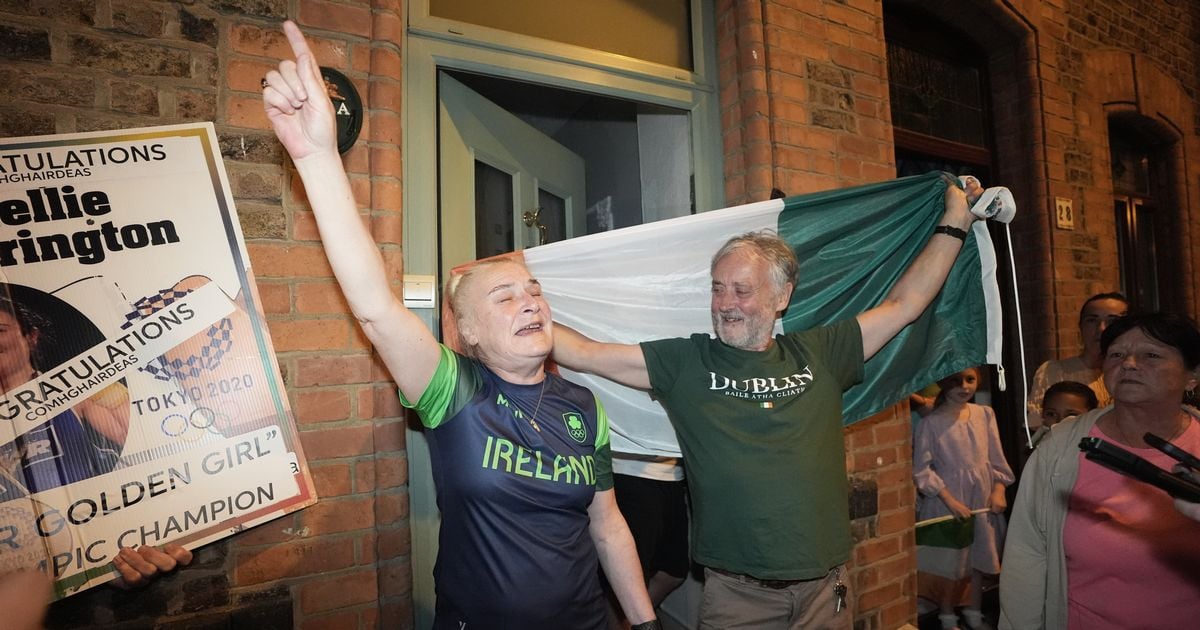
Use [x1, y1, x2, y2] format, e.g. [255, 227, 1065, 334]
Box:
[914, 367, 1014, 630]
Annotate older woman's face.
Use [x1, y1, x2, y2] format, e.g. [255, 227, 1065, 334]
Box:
[459, 262, 553, 366]
[1102, 327, 1199, 405]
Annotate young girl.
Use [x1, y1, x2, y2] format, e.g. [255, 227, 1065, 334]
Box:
[914, 367, 1014, 630]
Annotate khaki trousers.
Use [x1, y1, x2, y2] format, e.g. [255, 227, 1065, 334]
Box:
[698, 565, 852, 630]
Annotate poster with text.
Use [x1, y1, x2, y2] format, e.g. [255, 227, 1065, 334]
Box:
[0, 123, 317, 598]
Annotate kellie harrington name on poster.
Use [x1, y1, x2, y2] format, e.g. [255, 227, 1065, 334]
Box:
[0, 183, 182, 268]
[0, 142, 166, 184]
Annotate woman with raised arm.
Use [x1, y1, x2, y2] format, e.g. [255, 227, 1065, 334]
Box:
[261, 21, 657, 630]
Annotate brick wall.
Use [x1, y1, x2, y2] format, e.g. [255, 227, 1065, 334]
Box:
[1, 1, 410, 628]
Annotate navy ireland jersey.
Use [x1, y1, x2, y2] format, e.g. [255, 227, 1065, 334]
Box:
[401, 345, 613, 630]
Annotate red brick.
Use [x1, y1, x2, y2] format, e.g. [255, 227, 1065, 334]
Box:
[375, 455, 407, 488]
[845, 423, 875, 450]
[295, 389, 352, 424]
[300, 569, 379, 613]
[372, 177, 403, 212]
[374, 418, 406, 451]
[299, 0, 372, 39]
[292, 210, 321, 241]
[854, 534, 900, 565]
[359, 531, 379, 565]
[268, 319, 354, 352]
[235, 538, 356, 585]
[376, 492, 408, 525]
[296, 281, 351, 315]
[369, 109, 402, 145]
[371, 212, 403, 244]
[300, 424, 374, 459]
[342, 141, 370, 175]
[228, 58, 278, 93]
[355, 459, 376, 493]
[875, 463, 912, 490]
[374, 11, 404, 42]
[882, 599, 915, 628]
[370, 47, 402, 80]
[299, 496, 375, 534]
[370, 79, 402, 112]
[378, 525, 411, 559]
[850, 445, 898, 472]
[235, 513, 298, 546]
[379, 603, 408, 628]
[873, 418, 911, 446]
[857, 579, 903, 611]
[370, 145, 403, 178]
[311, 461, 353, 497]
[360, 384, 402, 419]
[255, 281, 291, 314]
[248, 243, 334, 278]
[230, 24, 352, 68]
[875, 508, 912, 536]
[379, 560, 412, 598]
[300, 610, 359, 630]
[226, 93, 270, 130]
[295, 354, 374, 387]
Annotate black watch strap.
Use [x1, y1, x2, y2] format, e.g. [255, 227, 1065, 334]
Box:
[631, 621, 663, 630]
[933, 224, 968, 241]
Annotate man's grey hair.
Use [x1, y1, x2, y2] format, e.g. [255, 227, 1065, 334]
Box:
[710, 230, 800, 292]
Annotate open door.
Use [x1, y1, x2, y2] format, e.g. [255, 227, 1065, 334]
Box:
[438, 72, 586, 271]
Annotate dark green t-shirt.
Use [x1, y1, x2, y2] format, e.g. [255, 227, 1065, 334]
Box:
[641, 320, 863, 580]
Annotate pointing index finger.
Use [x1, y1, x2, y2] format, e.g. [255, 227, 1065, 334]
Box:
[282, 20, 323, 99]
[283, 20, 311, 60]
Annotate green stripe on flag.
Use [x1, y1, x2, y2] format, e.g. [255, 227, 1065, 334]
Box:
[916, 515, 976, 548]
[776, 171, 988, 424]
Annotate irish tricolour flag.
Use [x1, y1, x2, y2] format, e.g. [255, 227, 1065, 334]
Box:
[458, 171, 1002, 456]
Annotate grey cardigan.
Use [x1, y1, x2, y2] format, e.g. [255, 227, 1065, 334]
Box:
[999, 405, 1200, 629]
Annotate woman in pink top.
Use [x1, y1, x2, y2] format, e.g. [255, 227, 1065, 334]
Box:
[1000, 312, 1200, 629]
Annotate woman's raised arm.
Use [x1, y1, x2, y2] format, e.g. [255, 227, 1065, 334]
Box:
[262, 21, 440, 401]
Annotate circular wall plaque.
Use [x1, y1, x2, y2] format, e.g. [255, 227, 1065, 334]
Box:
[319, 67, 363, 154]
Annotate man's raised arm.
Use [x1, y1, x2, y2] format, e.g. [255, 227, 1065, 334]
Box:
[856, 178, 982, 361]
[552, 324, 652, 390]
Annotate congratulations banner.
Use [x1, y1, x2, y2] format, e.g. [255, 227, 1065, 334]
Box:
[0, 123, 316, 598]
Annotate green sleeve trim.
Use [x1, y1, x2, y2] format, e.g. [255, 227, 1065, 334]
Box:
[593, 395, 610, 449]
[399, 345, 478, 429]
[592, 395, 613, 490]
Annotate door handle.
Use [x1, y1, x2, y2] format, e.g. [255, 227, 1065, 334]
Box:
[522, 207, 547, 246]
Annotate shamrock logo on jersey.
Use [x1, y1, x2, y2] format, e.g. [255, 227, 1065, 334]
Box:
[562, 412, 587, 443]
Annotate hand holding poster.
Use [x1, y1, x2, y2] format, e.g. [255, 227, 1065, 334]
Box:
[0, 123, 316, 598]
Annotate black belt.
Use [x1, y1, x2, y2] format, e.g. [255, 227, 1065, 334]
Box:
[709, 567, 809, 590]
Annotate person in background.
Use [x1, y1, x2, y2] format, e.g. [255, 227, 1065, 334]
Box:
[1026, 293, 1127, 428]
[1001, 312, 1200, 629]
[914, 367, 1014, 630]
[1028, 380, 1098, 449]
[261, 21, 657, 629]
